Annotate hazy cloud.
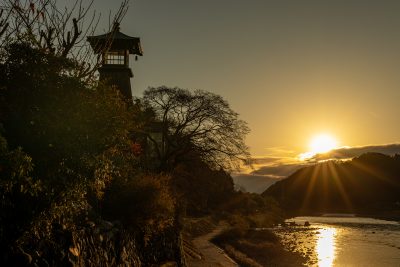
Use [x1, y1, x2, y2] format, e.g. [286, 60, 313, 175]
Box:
[249, 156, 282, 165]
[252, 163, 305, 177]
[262, 147, 296, 156]
[235, 161, 307, 193]
[312, 143, 400, 161]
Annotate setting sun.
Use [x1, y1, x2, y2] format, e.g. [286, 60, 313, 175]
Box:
[299, 133, 339, 160]
[310, 134, 338, 154]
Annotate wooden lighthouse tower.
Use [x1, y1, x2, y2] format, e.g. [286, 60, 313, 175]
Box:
[87, 23, 143, 100]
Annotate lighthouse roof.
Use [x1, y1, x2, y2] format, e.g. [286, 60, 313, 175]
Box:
[87, 23, 143, 55]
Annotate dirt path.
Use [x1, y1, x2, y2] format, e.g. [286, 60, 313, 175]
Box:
[185, 224, 238, 267]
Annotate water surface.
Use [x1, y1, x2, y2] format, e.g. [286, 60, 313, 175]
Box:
[274, 216, 400, 266]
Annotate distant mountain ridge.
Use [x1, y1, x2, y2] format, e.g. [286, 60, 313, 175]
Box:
[262, 153, 400, 216]
[232, 174, 284, 193]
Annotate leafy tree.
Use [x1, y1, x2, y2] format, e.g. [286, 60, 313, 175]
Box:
[0, 41, 146, 263]
[0, 42, 137, 188]
[0, 133, 42, 246]
[142, 86, 250, 171]
[102, 173, 175, 229]
[0, 3, 185, 266]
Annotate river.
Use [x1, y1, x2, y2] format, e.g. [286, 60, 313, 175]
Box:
[273, 215, 400, 267]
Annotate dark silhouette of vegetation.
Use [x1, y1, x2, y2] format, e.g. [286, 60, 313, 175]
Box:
[0, 30, 180, 267]
[0, 2, 273, 266]
[102, 173, 175, 228]
[142, 86, 250, 171]
[171, 154, 235, 215]
[263, 153, 400, 217]
[0, 28, 253, 267]
[0, 40, 159, 265]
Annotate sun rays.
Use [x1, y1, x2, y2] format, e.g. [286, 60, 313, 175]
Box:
[300, 161, 354, 213]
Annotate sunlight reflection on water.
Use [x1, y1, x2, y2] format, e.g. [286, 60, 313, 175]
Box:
[316, 228, 336, 267]
[276, 216, 400, 267]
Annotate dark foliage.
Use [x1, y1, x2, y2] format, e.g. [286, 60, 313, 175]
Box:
[0, 4, 255, 265]
[171, 155, 235, 215]
[102, 173, 175, 228]
[0, 134, 42, 252]
[1, 42, 135, 174]
[0, 42, 182, 265]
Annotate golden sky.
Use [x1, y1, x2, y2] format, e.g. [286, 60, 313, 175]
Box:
[94, 0, 400, 159]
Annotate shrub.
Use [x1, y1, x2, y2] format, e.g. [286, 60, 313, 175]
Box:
[102, 173, 175, 230]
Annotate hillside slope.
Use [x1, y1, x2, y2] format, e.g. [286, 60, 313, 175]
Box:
[263, 153, 400, 216]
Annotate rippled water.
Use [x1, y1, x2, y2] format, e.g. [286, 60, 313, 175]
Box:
[274, 216, 400, 266]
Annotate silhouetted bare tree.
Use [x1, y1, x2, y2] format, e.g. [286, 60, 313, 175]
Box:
[142, 86, 250, 171]
[0, 0, 129, 79]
